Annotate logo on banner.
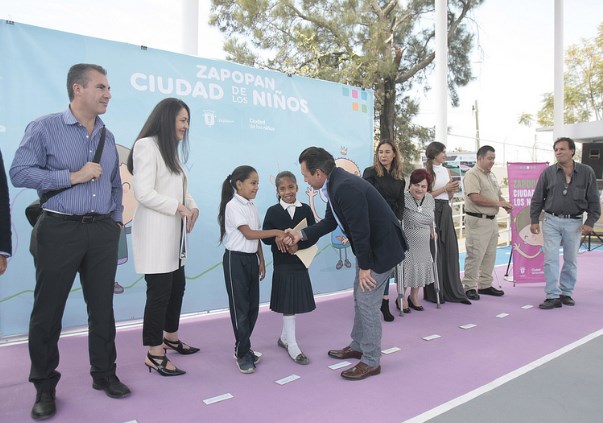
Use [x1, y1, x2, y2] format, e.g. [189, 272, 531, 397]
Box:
[203, 110, 216, 127]
[341, 87, 369, 113]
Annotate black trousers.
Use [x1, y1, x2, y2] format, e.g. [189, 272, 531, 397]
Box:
[142, 266, 186, 346]
[28, 213, 120, 392]
[222, 250, 259, 359]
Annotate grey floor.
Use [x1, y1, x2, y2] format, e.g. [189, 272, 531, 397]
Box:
[425, 333, 603, 423]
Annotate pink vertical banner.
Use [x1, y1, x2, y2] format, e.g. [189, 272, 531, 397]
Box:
[507, 162, 549, 283]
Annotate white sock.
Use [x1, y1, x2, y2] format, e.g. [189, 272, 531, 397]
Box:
[280, 317, 288, 344]
[283, 315, 302, 358]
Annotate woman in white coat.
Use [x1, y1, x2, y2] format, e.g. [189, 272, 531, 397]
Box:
[128, 98, 199, 376]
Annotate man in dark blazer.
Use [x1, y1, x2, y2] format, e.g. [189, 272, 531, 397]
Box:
[286, 146, 407, 380]
[0, 148, 12, 276]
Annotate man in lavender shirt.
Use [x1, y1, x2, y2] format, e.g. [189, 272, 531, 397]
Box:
[10, 63, 130, 420]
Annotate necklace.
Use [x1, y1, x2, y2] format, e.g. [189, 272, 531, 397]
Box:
[413, 195, 425, 213]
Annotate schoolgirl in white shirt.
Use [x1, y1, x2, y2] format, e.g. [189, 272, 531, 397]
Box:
[218, 165, 285, 374]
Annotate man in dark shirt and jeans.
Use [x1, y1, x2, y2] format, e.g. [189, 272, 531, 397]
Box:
[10, 63, 130, 420]
[530, 137, 601, 310]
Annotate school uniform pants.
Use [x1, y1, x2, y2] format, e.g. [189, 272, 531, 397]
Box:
[28, 213, 120, 392]
[142, 266, 186, 346]
[349, 261, 392, 368]
[223, 250, 259, 359]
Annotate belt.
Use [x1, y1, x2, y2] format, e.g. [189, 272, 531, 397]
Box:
[43, 210, 112, 223]
[226, 250, 257, 256]
[545, 211, 583, 219]
[466, 211, 495, 220]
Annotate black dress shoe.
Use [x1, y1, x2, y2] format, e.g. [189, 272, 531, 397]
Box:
[560, 295, 575, 306]
[277, 338, 287, 350]
[460, 298, 472, 305]
[278, 338, 310, 365]
[478, 287, 504, 296]
[292, 351, 310, 365]
[31, 389, 56, 420]
[465, 289, 480, 300]
[539, 298, 562, 309]
[92, 375, 131, 398]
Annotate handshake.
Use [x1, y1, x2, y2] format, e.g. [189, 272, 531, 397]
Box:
[274, 229, 303, 254]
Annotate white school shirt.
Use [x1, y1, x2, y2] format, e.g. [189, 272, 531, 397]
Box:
[280, 198, 302, 218]
[224, 193, 260, 253]
[432, 164, 451, 200]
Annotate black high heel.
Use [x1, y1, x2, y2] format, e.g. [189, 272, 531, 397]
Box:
[396, 297, 411, 314]
[145, 352, 186, 376]
[408, 296, 424, 311]
[163, 338, 200, 355]
[381, 299, 395, 322]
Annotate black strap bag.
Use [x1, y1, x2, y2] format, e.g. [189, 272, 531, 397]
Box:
[25, 127, 106, 227]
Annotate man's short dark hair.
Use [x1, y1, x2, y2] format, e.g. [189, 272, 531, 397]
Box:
[477, 145, 495, 158]
[554, 137, 576, 157]
[299, 147, 336, 175]
[67, 63, 107, 101]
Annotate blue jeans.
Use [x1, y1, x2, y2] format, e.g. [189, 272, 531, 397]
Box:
[543, 213, 582, 299]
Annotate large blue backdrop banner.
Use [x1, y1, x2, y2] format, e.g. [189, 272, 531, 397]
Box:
[0, 22, 374, 337]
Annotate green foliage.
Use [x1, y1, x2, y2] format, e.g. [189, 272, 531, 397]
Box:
[517, 112, 534, 127]
[536, 22, 603, 127]
[210, 0, 483, 161]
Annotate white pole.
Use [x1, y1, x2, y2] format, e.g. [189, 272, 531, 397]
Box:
[182, 0, 200, 56]
[553, 0, 564, 139]
[435, 0, 448, 146]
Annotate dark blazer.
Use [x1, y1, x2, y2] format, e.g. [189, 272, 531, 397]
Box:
[304, 167, 407, 273]
[0, 148, 12, 256]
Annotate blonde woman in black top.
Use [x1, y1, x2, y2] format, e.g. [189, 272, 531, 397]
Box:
[363, 140, 405, 321]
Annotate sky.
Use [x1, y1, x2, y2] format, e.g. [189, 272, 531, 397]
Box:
[2, 0, 602, 164]
[428, 0, 603, 163]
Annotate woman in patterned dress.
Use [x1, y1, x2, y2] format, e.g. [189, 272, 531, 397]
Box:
[401, 169, 435, 312]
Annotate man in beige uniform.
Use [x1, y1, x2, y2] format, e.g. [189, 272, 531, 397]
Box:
[462, 145, 512, 300]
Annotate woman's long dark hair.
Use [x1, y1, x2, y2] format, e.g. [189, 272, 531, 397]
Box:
[218, 165, 257, 242]
[127, 98, 190, 175]
[424, 141, 446, 190]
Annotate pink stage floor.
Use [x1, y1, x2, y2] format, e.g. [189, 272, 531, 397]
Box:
[1, 249, 602, 422]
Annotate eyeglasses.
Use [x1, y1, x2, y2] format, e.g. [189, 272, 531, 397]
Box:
[563, 184, 568, 196]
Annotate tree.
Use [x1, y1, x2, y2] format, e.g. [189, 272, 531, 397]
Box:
[517, 112, 534, 127]
[209, 0, 484, 162]
[535, 22, 603, 127]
